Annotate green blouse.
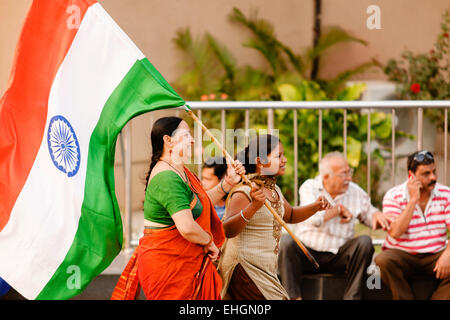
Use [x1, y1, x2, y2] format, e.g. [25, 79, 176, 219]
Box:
[144, 170, 203, 226]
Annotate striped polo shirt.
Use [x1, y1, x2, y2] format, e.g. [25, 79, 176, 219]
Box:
[382, 181, 450, 254]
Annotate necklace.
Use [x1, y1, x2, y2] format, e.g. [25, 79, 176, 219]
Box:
[250, 175, 278, 200]
[160, 159, 189, 184]
[251, 175, 277, 188]
[246, 173, 283, 254]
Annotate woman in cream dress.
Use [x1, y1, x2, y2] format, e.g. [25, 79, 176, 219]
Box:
[218, 134, 330, 300]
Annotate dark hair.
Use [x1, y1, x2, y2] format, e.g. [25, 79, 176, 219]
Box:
[407, 150, 435, 173]
[236, 134, 280, 174]
[145, 116, 183, 190]
[204, 156, 227, 180]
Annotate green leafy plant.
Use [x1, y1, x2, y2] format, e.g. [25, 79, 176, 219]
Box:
[173, 7, 381, 102]
[276, 82, 402, 205]
[384, 9, 449, 130]
[172, 28, 223, 100]
[171, 7, 410, 205]
[228, 7, 381, 99]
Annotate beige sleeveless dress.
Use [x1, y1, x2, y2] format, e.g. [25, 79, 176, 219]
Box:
[218, 183, 289, 300]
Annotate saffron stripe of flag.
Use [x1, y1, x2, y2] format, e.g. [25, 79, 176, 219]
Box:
[0, 0, 185, 300]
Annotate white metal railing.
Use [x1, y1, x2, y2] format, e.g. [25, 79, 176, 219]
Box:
[121, 100, 449, 249]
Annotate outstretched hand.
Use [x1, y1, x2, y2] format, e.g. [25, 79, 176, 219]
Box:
[372, 212, 394, 230]
[315, 196, 332, 211]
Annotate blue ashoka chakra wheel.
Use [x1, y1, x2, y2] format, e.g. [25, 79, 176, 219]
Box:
[47, 115, 81, 177]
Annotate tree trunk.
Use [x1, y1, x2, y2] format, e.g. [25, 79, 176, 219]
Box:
[311, 0, 321, 80]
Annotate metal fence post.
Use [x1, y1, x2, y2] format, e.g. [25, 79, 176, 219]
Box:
[343, 109, 347, 157]
[318, 109, 323, 162]
[392, 108, 396, 186]
[417, 107, 423, 150]
[445, 108, 448, 185]
[293, 109, 298, 206]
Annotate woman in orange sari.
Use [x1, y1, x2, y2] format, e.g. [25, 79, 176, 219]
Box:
[112, 116, 244, 300]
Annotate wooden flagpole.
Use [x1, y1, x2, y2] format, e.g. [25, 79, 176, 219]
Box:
[185, 105, 319, 269]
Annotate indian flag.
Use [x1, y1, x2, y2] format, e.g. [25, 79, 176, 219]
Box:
[0, 0, 185, 299]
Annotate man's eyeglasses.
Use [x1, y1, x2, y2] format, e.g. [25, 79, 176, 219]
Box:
[332, 168, 354, 179]
[413, 151, 434, 163]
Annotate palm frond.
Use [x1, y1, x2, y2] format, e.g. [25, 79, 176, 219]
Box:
[228, 7, 276, 40]
[206, 33, 239, 97]
[172, 27, 222, 98]
[173, 27, 193, 51]
[206, 33, 237, 80]
[324, 59, 382, 98]
[278, 43, 305, 77]
[229, 7, 287, 76]
[308, 26, 369, 62]
[234, 66, 273, 100]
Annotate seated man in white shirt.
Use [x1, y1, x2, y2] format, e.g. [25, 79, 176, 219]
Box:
[278, 152, 391, 300]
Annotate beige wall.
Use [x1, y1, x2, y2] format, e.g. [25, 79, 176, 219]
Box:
[1, 0, 448, 213]
[4, 0, 448, 94]
[0, 0, 31, 95]
[320, 0, 450, 80]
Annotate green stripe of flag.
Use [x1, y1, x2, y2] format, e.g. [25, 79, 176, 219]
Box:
[37, 58, 185, 299]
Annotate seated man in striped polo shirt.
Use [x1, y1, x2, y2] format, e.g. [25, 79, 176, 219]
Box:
[375, 150, 450, 300]
[278, 152, 391, 300]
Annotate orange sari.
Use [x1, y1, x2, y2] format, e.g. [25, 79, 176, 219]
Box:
[111, 167, 225, 300]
